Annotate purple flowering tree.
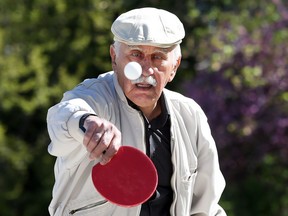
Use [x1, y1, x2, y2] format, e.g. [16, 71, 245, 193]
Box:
[183, 0, 288, 214]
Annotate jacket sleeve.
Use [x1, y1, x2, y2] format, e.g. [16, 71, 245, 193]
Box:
[191, 108, 226, 216]
[47, 95, 96, 158]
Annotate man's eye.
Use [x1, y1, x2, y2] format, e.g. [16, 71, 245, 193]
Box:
[131, 52, 141, 57]
[153, 54, 166, 60]
[153, 55, 163, 60]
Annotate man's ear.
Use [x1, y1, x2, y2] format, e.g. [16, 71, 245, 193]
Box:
[168, 57, 181, 82]
[110, 45, 116, 66]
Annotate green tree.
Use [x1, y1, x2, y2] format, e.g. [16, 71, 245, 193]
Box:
[0, 0, 122, 215]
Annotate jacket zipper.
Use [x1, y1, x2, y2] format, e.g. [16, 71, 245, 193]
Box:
[69, 200, 108, 215]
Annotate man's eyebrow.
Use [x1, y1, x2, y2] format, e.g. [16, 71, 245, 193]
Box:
[127, 45, 170, 54]
[127, 45, 142, 51]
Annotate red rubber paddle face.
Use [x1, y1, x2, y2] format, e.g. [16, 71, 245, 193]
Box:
[91, 146, 158, 207]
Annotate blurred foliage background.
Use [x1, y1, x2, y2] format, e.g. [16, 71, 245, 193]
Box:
[0, 0, 287, 215]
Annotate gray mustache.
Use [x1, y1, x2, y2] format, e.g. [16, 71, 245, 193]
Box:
[131, 76, 157, 87]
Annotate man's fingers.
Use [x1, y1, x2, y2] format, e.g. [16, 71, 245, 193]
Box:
[81, 115, 121, 162]
[86, 131, 103, 151]
[100, 134, 121, 165]
[88, 130, 113, 159]
[83, 120, 100, 147]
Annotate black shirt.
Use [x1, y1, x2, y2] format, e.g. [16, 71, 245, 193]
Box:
[128, 95, 173, 216]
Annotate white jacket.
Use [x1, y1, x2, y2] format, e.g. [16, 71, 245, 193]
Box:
[47, 72, 226, 216]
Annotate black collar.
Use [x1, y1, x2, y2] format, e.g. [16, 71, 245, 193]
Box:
[127, 94, 169, 127]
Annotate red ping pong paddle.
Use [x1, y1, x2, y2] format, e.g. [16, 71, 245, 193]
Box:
[91, 146, 158, 207]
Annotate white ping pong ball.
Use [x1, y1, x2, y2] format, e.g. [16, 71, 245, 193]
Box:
[124, 62, 142, 80]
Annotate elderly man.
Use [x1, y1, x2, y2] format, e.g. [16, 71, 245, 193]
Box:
[47, 7, 226, 216]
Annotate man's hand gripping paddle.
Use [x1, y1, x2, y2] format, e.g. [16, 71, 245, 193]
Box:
[91, 146, 158, 207]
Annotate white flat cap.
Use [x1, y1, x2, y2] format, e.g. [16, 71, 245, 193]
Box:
[111, 7, 185, 48]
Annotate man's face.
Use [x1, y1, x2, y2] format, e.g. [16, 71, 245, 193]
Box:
[110, 42, 180, 115]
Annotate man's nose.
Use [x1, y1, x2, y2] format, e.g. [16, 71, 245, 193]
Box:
[141, 58, 154, 76]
